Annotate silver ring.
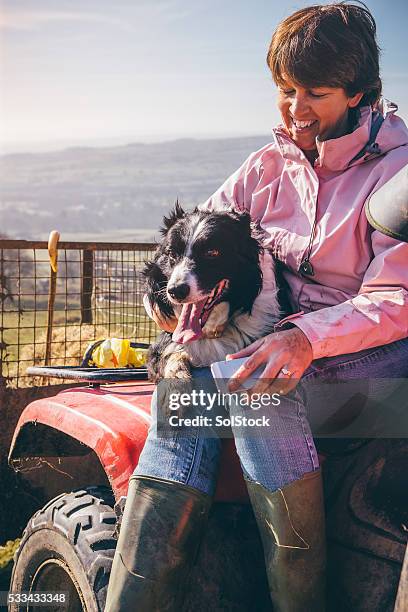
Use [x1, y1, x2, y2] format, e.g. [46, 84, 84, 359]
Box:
[280, 366, 292, 377]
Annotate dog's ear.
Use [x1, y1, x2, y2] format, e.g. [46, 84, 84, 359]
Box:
[250, 219, 267, 248]
[160, 200, 186, 235]
[234, 211, 266, 246]
[234, 212, 264, 271]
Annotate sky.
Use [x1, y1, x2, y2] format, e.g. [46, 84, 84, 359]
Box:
[1, 0, 407, 153]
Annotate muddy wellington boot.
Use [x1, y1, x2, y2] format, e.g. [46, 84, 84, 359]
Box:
[246, 470, 326, 612]
[104, 476, 212, 612]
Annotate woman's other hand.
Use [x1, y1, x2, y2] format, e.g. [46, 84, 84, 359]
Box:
[227, 327, 313, 395]
[151, 303, 178, 333]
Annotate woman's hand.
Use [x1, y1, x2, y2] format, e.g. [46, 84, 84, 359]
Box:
[151, 303, 178, 333]
[227, 327, 313, 395]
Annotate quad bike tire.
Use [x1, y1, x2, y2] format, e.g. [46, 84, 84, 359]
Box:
[9, 486, 117, 612]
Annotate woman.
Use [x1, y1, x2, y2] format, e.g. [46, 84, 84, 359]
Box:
[105, 3, 408, 611]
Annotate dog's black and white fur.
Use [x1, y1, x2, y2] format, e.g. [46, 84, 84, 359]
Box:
[143, 202, 280, 383]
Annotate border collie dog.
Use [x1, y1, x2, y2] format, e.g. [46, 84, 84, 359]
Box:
[143, 203, 280, 384]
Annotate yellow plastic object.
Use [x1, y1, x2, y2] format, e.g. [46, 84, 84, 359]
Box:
[0, 539, 21, 570]
[86, 338, 148, 368]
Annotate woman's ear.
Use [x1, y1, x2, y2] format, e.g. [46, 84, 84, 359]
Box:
[348, 92, 364, 108]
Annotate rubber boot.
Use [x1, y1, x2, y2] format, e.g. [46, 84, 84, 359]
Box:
[104, 476, 212, 612]
[246, 470, 326, 612]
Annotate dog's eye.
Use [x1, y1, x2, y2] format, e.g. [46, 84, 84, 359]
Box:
[204, 249, 220, 258]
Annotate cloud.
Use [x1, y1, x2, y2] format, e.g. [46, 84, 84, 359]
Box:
[0, 8, 139, 33]
[0, 2, 194, 32]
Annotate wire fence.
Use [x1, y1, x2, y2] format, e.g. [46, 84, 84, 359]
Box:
[0, 239, 158, 387]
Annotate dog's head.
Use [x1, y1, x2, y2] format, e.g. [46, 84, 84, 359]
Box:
[145, 202, 263, 342]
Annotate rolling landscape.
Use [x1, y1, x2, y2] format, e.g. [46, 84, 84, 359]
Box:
[0, 134, 273, 383]
[0, 135, 271, 241]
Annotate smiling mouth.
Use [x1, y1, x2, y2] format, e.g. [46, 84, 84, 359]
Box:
[291, 117, 318, 132]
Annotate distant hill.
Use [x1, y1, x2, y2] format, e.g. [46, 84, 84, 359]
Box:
[0, 135, 271, 240]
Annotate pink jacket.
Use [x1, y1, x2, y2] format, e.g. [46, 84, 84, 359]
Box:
[202, 100, 408, 360]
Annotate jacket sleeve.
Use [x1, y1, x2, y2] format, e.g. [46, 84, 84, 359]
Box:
[285, 230, 408, 359]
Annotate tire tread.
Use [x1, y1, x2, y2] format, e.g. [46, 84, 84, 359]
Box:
[12, 486, 117, 612]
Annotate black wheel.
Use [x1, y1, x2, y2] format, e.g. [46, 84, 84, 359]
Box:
[10, 487, 117, 612]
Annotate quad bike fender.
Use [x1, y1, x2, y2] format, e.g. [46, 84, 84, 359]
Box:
[9, 383, 153, 498]
[9, 382, 249, 503]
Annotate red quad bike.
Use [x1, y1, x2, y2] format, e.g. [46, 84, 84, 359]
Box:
[6, 365, 408, 612]
[7, 168, 408, 611]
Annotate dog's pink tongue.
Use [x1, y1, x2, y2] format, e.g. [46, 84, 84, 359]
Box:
[172, 300, 207, 344]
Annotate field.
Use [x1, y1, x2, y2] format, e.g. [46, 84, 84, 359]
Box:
[0, 241, 158, 387]
[1, 306, 156, 386]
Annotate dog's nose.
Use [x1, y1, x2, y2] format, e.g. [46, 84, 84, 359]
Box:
[168, 283, 190, 301]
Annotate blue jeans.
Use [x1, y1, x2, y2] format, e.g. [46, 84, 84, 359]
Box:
[134, 337, 408, 495]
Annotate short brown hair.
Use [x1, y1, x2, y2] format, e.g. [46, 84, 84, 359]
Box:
[267, 2, 381, 107]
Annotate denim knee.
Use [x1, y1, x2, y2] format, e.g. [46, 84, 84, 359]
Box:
[134, 369, 222, 496]
[230, 391, 319, 492]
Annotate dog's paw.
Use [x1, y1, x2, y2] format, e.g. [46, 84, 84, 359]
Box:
[158, 351, 193, 416]
[202, 302, 230, 339]
[163, 351, 191, 379]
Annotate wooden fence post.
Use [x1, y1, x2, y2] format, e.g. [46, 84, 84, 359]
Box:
[45, 231, 60, 367]
[81, 249, 94, 324]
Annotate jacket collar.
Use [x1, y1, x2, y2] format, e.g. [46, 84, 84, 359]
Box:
[315, 106, 371, 171]
[272, 101, 407, 172]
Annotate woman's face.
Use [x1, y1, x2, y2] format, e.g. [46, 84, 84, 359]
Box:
[277, 78, 363, 153]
